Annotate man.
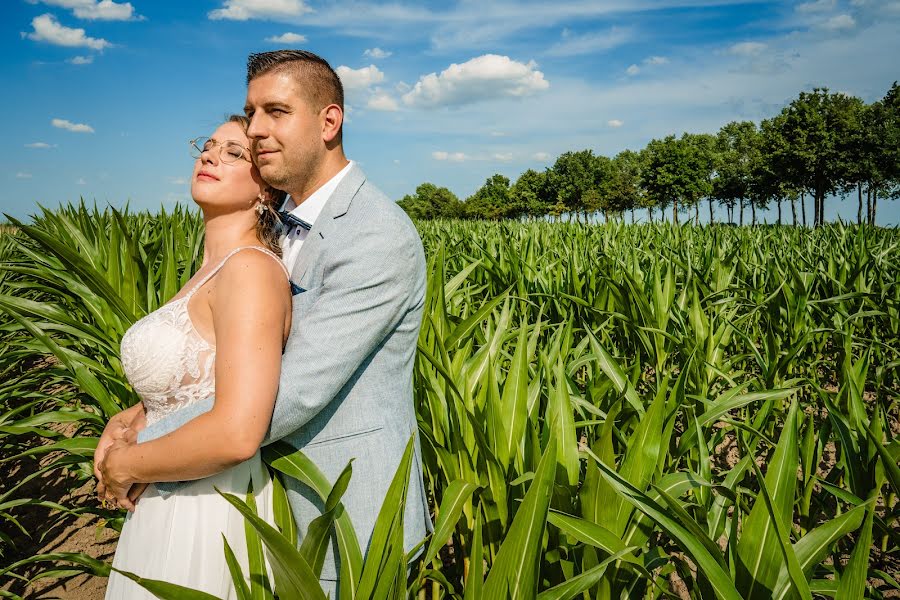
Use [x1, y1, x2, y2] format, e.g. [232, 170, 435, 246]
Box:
[95, 50, 432, 595]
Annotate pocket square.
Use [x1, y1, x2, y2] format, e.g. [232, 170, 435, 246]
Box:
[290, 281, 306, 295]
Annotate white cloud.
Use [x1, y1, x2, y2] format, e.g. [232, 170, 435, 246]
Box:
[728, 41, 768, 56]
[265, 31, 307, 43]
[533, 152, 550, 161]
[363, 47, 392, 59]
[366, 90, 399, 111]
[209, 0, 311, 21]
[546, 27, 632, 57]
[24, 13, 110, 49]
[432, 151, 469, 162]
[492, 152, 513, 162]
[607, 119, 624, 127]
[796, 0, 836, 12]
[25, 142, 57, 148]
[16, 172, 33, 179]
[336, 65, 385, 91]
[490, 131, 507, 137]
[76, 177, 87, 185]
[67, 55, 94, 64]
[625, 55, 669, 76]
[403, 54, 549, 109]
[167, 176, 188, 185]
[31, 0, 139, 21]
[52, 118, 94, 133]
[822, 14, 856, 30]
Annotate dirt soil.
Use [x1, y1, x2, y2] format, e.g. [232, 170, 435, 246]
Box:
[1, 451, 115, 599]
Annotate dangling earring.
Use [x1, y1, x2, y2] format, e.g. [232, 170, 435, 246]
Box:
[256, 202, 266, 216]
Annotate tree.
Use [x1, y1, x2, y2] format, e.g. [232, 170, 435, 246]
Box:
[776, 88, 864, 227]
[683, 133, 717, 224]
[643, 134, 714, 224]
[859, 82, 900, 224]
[464, 174, 511, 220]
[602, 150, 644, 222]
[713, 121, 757, 224]
[547, 150, 604, 221]
[397, 183, 462, 220]
[510, 169, 550, 220]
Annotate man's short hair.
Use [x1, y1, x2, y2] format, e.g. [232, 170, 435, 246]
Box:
[246, 50, 344, 113]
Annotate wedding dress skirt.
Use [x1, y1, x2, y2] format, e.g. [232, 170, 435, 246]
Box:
[104, 451, 273, 599]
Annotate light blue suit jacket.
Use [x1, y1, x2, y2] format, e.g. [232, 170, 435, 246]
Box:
[137, 164, 433, 590]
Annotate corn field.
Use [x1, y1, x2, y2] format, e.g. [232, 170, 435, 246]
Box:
[1, 204, 899, 599]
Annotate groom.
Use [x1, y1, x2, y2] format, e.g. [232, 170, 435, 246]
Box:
[96, 50, 432, 594]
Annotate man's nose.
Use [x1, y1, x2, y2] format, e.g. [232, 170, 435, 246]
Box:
[247, 113, 265, 139]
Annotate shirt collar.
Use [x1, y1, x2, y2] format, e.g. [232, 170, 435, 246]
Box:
[279, 160, 354, 226]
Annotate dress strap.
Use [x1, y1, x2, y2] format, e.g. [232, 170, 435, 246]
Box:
[184, 246, 290, 299]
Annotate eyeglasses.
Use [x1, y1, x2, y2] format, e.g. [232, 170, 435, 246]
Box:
[189, 137, 251, 164]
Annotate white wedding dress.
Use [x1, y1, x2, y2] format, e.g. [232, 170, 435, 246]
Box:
[105, 246, 288, 599]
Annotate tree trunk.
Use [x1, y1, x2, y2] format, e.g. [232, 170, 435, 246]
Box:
[751, 200, 757, 226]
[739, 201, 744, 226]
[791, 197, 797, 226]
[867, 186, 873, 225]
[872, 189, 878, 225]
[673, 198, 679, 225]
[708, 198, 714, 224]
[801, 192, 807, 227]
[857, 183, 863, 225]
[631, 206, 635, 223]
[777, 198, 782, 225]
[694, 202, 700, 225]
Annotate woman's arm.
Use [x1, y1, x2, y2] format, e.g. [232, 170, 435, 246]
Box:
[99, 250, 290, 500]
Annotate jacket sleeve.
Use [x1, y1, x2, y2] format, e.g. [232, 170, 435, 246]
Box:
[263, 221, 422, 444]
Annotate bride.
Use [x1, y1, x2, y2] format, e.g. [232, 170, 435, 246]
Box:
[95, 115, 291, 598]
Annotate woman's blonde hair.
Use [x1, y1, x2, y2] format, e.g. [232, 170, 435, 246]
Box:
[227, 114, 287, 257]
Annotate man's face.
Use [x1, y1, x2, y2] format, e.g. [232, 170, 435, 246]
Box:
[244, 70, 323, 195]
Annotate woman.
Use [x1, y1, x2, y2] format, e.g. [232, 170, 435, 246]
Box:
[97, 115, 291, 598]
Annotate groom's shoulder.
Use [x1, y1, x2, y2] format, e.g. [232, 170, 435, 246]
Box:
[351, 178, 421, 245]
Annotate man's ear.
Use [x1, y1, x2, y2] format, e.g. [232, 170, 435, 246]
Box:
[321, 104, 343, 143]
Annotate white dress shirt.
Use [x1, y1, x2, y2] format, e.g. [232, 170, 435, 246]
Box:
[279, 160, 353, 273]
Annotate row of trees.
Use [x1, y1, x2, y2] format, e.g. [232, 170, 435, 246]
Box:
[398, 83, 900, 225]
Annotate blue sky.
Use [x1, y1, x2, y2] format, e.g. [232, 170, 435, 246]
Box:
[3, 0, 899, 224]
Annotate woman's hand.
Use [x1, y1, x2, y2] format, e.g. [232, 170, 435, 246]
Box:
[98, 438, 141, 511]
[95, 404, 144, 504]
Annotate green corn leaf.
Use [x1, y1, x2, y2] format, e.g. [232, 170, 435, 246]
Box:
[217, 488, 327, 600]
[223, 535, 252, 600]
[300, 460, 354, 578]
[482, 437, 557, 599]
[422, 479, 479, 568]
[736, 399, 803, 600]
[835, 506, 874, 600]
[463, 505, 484, 600]
[355, 437, 415, 599]
[583, 446, 743, 600]
[263, 443, 363, 600]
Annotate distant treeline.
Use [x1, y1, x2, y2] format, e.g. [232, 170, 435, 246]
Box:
[398, 83, 900, 226]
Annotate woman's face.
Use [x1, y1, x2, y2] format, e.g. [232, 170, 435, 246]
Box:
[191, 121, 266, 212]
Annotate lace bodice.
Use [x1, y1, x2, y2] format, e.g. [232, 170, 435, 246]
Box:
[120, 246, 289, 425]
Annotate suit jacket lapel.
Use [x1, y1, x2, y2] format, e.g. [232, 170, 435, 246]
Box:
[289, 163, 367, 284]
